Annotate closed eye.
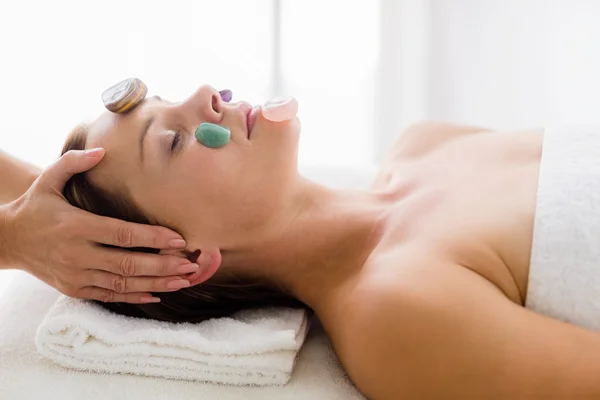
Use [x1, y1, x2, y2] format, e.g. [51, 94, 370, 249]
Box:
[171, 131, 181, 151]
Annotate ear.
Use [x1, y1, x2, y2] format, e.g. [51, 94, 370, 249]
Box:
[159, 247, 222, 286]
[188, 248, 222, 286]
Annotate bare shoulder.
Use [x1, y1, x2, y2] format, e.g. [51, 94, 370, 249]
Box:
[389, 121, 491, 158]
[372, 121, 493, 189]
[330, 259, 510, 399]
[329, 260, 485, 398]
[328, 253, 600, 399]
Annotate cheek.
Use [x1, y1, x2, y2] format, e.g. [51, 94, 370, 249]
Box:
[173, 149, 245, 202]
[160, 131, 297, 220]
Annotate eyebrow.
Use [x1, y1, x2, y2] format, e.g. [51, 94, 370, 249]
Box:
[138, 96, 164, 163]
[139, 115, 156, 164]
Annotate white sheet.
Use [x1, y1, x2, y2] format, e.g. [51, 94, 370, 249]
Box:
[0, 272, 365, 400]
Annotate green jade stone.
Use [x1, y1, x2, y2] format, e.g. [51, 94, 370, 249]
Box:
[195, 122, 231, 148]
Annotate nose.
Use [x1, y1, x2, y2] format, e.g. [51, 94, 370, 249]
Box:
[178, 85, 224, 124]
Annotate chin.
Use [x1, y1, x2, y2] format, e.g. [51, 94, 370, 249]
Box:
[276, 118, 301, 144]
[247, 111, 298, 159]
[253, 114, 301, 141]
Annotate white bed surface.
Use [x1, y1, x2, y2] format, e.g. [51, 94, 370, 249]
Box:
[0, 272, 365, 400]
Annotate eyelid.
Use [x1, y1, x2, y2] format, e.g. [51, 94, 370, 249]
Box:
[170, 131, 181, 152]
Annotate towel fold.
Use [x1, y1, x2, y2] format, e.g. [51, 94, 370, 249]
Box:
[35, 295, 309, 386]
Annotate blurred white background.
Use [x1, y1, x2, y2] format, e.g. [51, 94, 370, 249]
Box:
[3, 0, 600, 168]
[0, 0, 380, 168]
[2, 0, 600, 292]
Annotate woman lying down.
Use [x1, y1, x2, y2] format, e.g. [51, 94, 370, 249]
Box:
[62, 82, 600, 399]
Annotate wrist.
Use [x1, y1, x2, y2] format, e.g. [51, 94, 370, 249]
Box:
[27, 167, 41, 188]
[0, 202, 17, 268]
[23, 167, 40, 198]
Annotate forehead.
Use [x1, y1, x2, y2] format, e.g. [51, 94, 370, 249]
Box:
[84, 101, 156, 189]
[88, 104, 143, 148]
[88, 95, 168, 153]
[87, 95, 165, 147]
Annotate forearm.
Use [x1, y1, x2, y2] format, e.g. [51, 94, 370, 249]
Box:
[0, 203, 14, 268]
[0, 150, 40, 204]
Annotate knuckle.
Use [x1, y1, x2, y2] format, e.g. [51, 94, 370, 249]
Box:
[111, 276, 127, 293]
[151, 279, 163, 292]
[113, 226, 134, 247]
[157, 262, 170, 276]
[61, 217, 82, 236]
[54, 250, 72, 268]
[63, 149, 77, 159]
[68, 271, 85, 285]
[62, 243, 82, 264]
[148, 228, 160, 249]
[61, 150, 80, 166]
[55, 219, 83, 244]
[54, 218, 69, 234]
[117, 255, 136, 276]
[61, 285, 78, 298]
[97, 290, 115, 303]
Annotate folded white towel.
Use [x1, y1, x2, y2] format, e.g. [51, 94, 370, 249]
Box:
[35, 295, 310, 386]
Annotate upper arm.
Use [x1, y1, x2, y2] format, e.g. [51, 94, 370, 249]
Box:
[345, 265, 600, 399]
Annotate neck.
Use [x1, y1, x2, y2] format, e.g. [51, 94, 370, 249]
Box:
[221, 176, 388, 312]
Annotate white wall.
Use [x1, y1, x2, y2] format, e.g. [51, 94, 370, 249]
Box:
[425, 0, 600, 129]
[3, 1, 600, 172]
[0, 0, 380, 170]
[282, 0, 380, 166]
[0, 0, 273, 169]
[375, 0, 600, 159]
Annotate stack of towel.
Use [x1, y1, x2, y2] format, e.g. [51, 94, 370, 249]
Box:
[35, 295, 309, 386]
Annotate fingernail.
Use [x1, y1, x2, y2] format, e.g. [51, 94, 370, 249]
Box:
[141, 296, 161, 303]
[167, 279, 191, 289]
[177, 263, 200, 274]
[168, 239, 186, 249]
[84, 148, 105, 158]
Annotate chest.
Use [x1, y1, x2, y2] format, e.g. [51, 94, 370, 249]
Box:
[374, 130, 544, 302]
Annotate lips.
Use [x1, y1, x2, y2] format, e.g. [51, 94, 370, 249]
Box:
[238, 101, 252, 137]
[236, 101, 260, 140]
[247, 106, 260, 138]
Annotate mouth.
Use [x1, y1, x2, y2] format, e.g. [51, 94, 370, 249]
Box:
[236, 101, 262, 140]
[237, 101, 253, 140]
[247, 105, 260, 139]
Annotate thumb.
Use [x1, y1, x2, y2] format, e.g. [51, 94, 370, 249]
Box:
[39, 148, 105, 191]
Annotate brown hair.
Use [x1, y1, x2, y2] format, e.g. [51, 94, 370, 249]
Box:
[62, 124, 306, 323]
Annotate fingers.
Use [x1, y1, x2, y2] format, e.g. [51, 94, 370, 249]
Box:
[92, 246, 197, 277]
[89, 270, 193, 294]
[38, 149, 105, 191]
[74, 286, 161, 304]
[81, 213, 186, 250]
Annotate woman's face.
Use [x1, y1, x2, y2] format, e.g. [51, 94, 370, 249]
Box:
[85, 85, 301, 248]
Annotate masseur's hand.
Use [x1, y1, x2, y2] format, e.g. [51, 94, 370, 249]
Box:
[1, 148, 196, 304]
